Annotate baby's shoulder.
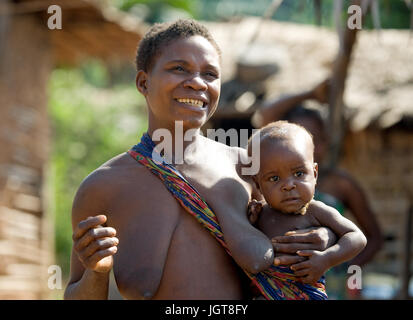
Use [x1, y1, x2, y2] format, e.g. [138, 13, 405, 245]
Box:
[307, 199, 342, 220]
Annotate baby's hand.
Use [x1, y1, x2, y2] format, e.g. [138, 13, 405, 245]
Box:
[290, 250, 329, 285]
[247, 199, 263, 225]
[72, 215, 119, 273]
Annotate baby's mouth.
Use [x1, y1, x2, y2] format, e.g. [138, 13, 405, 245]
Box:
[282, 197, 300, 203]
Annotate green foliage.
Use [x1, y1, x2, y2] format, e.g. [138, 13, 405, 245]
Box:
[113, 0, 195, 12]
[363, 0, 411, 29]
[48, 61, 147, 277]
[109, 0, 411, 28]
[110, 0, 199, 22]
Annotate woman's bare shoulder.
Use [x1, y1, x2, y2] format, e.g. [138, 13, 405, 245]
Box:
[73, 153, 147, 210]
[81, 153, 137, 183]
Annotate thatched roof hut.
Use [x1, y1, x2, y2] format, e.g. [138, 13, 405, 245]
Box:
[206, 17, 413, 283]
[207, 17, 413, 127]
[0, 0, 145, 299]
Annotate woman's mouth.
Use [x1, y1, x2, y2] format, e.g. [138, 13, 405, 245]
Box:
[176, 98, 206, 109]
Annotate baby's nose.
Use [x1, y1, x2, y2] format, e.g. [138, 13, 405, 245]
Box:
[282, 180, 296, 191]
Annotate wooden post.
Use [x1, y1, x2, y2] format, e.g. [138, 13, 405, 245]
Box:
[0, 11, 53, 299]
[400, 175, 413, 299]
[326, 0, 364, 169]
[400, 202, 412, 299]
[314, 0, 322, 26]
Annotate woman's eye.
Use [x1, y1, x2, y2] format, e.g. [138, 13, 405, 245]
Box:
[174, 66, 185, 72]
[204, 71, 218, 79]
[269, 176, 279, 182]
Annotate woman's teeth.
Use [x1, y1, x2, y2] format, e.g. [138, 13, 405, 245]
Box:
[177, 98, 204, 108]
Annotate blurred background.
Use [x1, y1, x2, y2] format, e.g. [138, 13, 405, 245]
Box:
[0, 0, 412, 299]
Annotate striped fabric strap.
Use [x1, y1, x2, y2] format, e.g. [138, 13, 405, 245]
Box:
[127, 133, 328, 300]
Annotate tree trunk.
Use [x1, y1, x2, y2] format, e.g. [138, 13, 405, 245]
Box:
[327, 0, 364, 169]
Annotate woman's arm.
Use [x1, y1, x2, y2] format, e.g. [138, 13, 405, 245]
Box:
[213, 187, 275, 274]
[65, 178, 119, 300]
[215, 164, 274, 274]
[65, 249, 113, 300]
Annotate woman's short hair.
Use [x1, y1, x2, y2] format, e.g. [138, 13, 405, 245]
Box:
[136, 19, 221, 72]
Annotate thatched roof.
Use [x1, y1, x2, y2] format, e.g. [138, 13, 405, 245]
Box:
[206, 17, 413, 131]
[5, 0, 148, 66]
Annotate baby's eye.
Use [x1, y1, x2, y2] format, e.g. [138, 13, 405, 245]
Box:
[295, 171, 305, 178]
[269, 176, 279, 182]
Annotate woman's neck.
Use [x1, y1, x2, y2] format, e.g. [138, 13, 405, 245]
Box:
[147, 123, 203, 165]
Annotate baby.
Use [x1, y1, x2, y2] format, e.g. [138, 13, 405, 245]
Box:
[247, 121, 367, 299]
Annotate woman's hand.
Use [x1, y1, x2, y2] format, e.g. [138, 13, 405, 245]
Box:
[290, 250, 329, 284]
[272, 227, 337, 267]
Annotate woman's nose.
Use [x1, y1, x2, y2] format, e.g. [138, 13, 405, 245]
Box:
[183, 73, 208, 91]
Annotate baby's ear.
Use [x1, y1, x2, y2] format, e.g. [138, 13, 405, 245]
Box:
[313, 162, 318, 180]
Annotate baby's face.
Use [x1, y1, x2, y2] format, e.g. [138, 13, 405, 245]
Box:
[255, 137, 318, 215]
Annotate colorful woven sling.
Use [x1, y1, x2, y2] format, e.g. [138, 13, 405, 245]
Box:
[127, 133, 328, 300]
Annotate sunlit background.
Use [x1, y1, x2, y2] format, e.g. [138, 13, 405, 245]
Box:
[1, 0, 412, 300]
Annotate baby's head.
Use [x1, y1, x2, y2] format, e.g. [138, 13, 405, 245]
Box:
[248, 121, 318, 215]
[284, 106, 328, 165]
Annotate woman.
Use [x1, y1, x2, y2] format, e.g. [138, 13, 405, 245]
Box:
[64, 19, 336, 300]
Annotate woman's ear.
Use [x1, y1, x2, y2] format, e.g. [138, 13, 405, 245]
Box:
[136, 70, 148, 95]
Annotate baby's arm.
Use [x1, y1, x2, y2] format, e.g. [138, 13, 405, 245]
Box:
[291, 200, 367, 284]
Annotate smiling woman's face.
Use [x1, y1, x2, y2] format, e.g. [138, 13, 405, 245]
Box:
[137, 35, 221, 132]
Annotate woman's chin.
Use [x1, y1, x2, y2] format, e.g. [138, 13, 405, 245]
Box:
[178, 116, 208, 131]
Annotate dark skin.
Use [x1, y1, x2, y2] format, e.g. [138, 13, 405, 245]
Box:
[252, 80, 383, 267]
[249, 130, 366, 285]
[64, 35, 336, 300]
